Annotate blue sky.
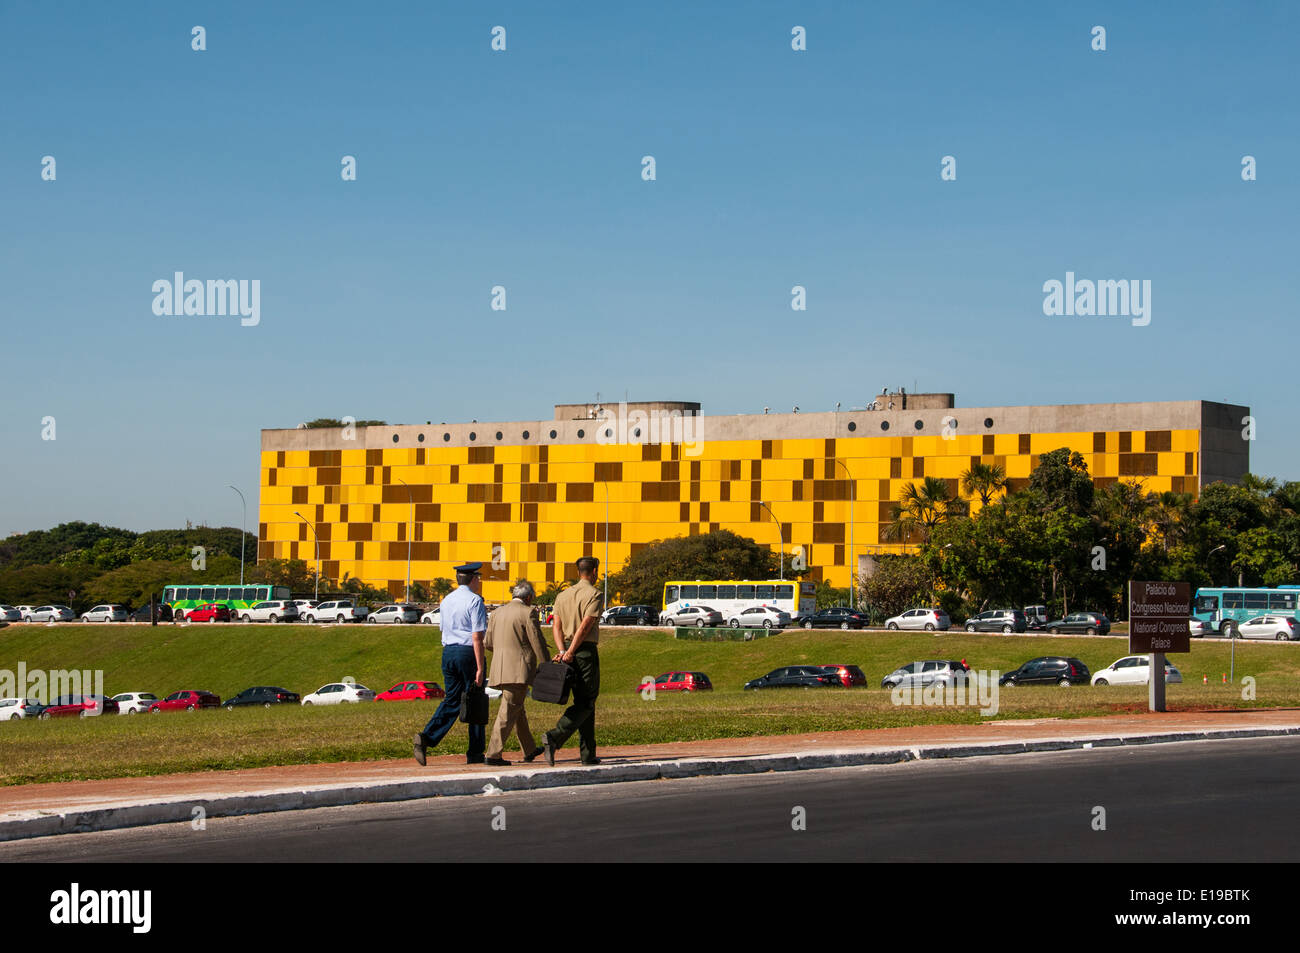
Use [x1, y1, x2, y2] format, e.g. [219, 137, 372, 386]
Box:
[2, 1, 1296, 535]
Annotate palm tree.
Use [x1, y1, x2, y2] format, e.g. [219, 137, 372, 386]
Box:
[1149, 491, 1194, 553]
[884, 477, 963, 543]
[960, 462, 1008, 506]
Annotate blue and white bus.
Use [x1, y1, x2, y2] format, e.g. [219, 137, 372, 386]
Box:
[1192, 585, 1300, 637]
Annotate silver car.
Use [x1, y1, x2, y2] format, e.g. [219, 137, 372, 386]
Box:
[367, 604, 421, 624]
[81, 604, 128, 623]
[726, 606, 791, 629]
[660, 605, 725, 627]
[0, 605, 21, 623]
[26, 605, 74, 623]
[884, 608, 952, 631]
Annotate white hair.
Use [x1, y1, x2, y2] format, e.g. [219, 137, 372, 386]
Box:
[511, 580, 535, 601]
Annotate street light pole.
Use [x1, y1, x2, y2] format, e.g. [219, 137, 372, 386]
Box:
[227, 485, 246, 586]
[294, 511, 320, 600]
[601, 480, 610, 607]
[397, 479, 413, 604]
[759, 501, 784, 581]
[833, 460, 855, 608]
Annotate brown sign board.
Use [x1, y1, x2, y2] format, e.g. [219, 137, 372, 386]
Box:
[1128, 581, 1190, 653]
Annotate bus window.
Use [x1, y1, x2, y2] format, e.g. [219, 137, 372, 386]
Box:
[1245, 591, 1269, 610]
[680, 586, 698, 600]
[186, 587, 200, 601]
[1270, 592, 1297, 612]
[272, 587, 291, 600]
[775, 585, 794, 601]
[755, 585, 775, 600]
[665, 586, 679, 604]
[164, 588, 175, 603]
[698, 585, 717, 600]
[216, 588, 229, 600]
[735, 585, 755, 601]
[200, 587, 215, 601]
[243, 588, 258, 601]
[1195, 595, 1219, 613]
[718, 585, 736, 600]
[1222, 591, 1243, 609]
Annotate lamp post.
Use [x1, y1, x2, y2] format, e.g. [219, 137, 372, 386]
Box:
[833, 460, 855, 608]
[294, 511, 320, 600]
[397, 479, 413, 604]
[759, 501, 784, 581]
[600, 480, 610, 607]
[227, 485, 246, 586]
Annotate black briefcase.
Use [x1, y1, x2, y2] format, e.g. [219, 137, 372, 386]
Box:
[459, 684, 489, 725]
[531, 660, 574, 705]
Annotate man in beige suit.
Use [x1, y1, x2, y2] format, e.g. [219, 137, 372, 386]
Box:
[483, 580, 550, 766]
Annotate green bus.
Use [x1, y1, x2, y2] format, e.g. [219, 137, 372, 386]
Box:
[164, 584, 292, 620]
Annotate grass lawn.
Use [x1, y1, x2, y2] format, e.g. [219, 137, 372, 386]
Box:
[0, 622, 1295, 786]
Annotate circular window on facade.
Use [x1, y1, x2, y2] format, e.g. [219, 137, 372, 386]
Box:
[577, 429, 585, 439]
[984, 417, 994, 428]
[604, 428, 612, 438]
[469, 432, 476, 441]
[522, 430, 530, 440]
[391, 434, 399, 443]
[417, 433, 425, 443]
[847, 421, 857, 432]
[914, 420, 924, 430]
[549, 430, 557, 439]
[881, 421, 890, 431]
[495, 431, 503, 441]
[443, 433, 450, 442]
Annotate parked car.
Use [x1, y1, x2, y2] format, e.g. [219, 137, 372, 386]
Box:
[368, 604, 421, 624]
[1092, 656, 1182, 686]
[634, 672, 713, 693]
[179, 603, 231, 623]
[799, 606, 869, 630]
[375, 681, 445, 702]
[819, 664, 867, 687]
[1045, 612, 1111, 635]
[965, 609, 1027, 633]
[659, 605, 725, 627]
[0, 697, 45, 720]
[1023, 605, 1050, 630]
[601, 605, 659, 626]
[223, 686, 301, 709]
[41, 694, 120, 718]
[302, 682, 376, 705]
[884, 608, 951, 631]
[110, 692, 158, 714]
[13, 606, 36, 621]
[420, 608, 442, 625]
[80, 604, 128, 623]
[1000, 657, 1091, 687]
[149, 690, 221, 712]
[303, 600, 369, 623]
[880, 659, 971, 690]
[1236, 615, 1299, 641]
[25, 605, 75, 623]
[130, 603, 173, 623]
[744, 666, 842, 690]
[726, 606, 790, 629]
[0, 605, 23, 623]
[291, 599, 317, 617]
[238, 600, 301, 623]
[1189, 618, 1211, 638]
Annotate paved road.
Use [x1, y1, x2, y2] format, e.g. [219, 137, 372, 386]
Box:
[4, 736, 1298, 862]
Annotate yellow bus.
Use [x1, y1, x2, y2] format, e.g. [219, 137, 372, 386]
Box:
[661, 580, 816, 621]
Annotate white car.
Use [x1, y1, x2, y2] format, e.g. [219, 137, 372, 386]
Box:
[302, 682, 376, 705]
[81, 604, 128, 623]
[238, 600, 300, 623]
[1092, 656, 1182, 686]
[111, 692, 158, 714]
[884, 608, 952, 631]
[291, 599, 317, 617]
[0, 605, 21, 623]
[26, 605, 74, 623]
[725, 606, 790, 629]
[0, 697, 43, 720]
[368, 604, 421, 624]
[302, 600, 369, 623]
[420, 608, 442, 625]
[1189, 618, 1211, 638]
[1235, 615, 1298, 641]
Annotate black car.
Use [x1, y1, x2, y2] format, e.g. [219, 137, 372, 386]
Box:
[1000, 657, 1091, 687]
[744, 666, 843, 690]
[223, 686, 301, 709]
[129, 603, 173, 623]
[965, 609, 1028, 633]
[1044, 612, 1111, 635]
[602, 605, 659, 626]
[799, 607, 870, 630]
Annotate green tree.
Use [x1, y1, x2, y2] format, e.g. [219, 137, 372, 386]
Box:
[1028, 448, 1094, 515]
[859, 555, 933, 620]
[883, 477, 965, 543]
[607, 531, 781, 608]
[960, 462, 1008, 506]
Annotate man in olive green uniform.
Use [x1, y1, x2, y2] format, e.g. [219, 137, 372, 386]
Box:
[541, 556, 603, 766]
[483, 580, 549, 766]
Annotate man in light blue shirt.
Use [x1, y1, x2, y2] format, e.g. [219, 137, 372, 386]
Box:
[414, 562, 488, 765]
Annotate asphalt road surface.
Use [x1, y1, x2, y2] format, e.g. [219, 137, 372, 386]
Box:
[5, 737, 1298, 862]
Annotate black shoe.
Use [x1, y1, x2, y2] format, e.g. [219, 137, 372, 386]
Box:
[413, 734, 427, 767]
[542, 734, 556, 766]
[580, 757, 602, 766]
[466, 754, 485, 765]
[485, 757, 511, 767]
[523, 746, 544, 763]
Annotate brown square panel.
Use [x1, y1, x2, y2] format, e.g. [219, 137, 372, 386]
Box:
[268, 469, 277, 486]
[1018, 434, 1031, 455]
[1118, 432, 1132, 453]
[720, 482, 730, 501]
[803, 459, 814, 480]
[912, 458, 924, 478]
[1146, 430, 1172, 453]
[1093, 432, 1106, 453]
[890, 458, 902, 479]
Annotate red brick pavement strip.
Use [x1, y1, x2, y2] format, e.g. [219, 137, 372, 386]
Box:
[3, 708, 1299, 822]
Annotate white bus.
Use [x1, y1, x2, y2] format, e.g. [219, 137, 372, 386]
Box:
[661, 580, 817, 621]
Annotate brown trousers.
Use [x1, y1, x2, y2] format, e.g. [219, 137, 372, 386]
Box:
[486, 684, 536, 759]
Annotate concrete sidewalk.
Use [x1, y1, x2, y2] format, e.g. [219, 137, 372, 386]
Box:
[3, 709, 1298, 842]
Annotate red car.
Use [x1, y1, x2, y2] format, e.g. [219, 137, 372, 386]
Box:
[39, 694, 120, 718]
[635, 671, 713, 693]
[374, 681, 445, 702]
[182, 603, 231, 623]
[149, 690, 221, 712]
[819, 664, 868, 687]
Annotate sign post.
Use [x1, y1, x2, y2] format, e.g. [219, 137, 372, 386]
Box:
[1128, 581, 1190, 713]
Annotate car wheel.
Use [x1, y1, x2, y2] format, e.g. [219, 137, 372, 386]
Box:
[966, 624, 976, 632]
[696, 619, 705, 627]
[729, 618, 740, 628]
[303, 701, 313, 706]
[81, 616, 89, 622]
[887, 622, 898, 630]
[151, 708, 161, 714]
[1002, 625, 1012, 634]
[264, 702, 273, 708]
[9, 713, 19, 721]
[337, 615, 346, 623]
[40, 711, 51, 720]
[1058, 679, 1072, 687]
[304, 615, 315, 624]
[1095, 678, 1109, 686]
[80, 710, 89, 718]
[1221, 621, 1237, 638]
[1049, 627, 1060, 634]
[840, 622, 850, 630]
[924, 623, 935, 631]
[1278, 633, 1289, 641]
[174, 611, 184, 622]
[765, 620, 774, 629]
[127, 708, 137, 714]
[803, 621, 813, 629]
[367, 616, 377, 624]
[1085, 627, 1096, 636]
